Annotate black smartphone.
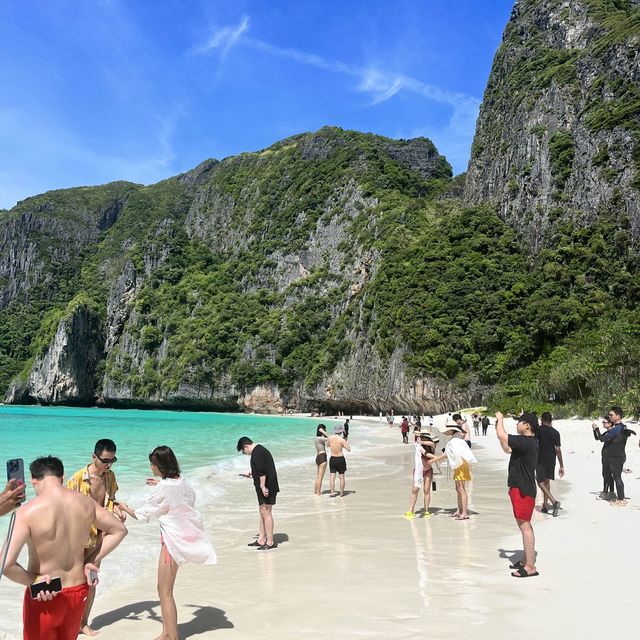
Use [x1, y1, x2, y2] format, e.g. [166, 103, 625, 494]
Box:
[29, 577, 62, 599]
[432, 481, 437, 492]
[6, 459, 25, 505]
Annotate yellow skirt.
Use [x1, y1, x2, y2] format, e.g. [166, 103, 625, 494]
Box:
[453, 460, 472, 482]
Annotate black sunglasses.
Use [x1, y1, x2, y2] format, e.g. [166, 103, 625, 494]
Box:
[96, 455, 117, 464]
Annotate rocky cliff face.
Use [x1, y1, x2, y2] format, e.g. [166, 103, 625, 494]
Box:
[0, 182, 137, 310]
[5, 0, 639, 416]
[5, 127, 463, 413]
[7, 303, 104, 405]
[464, 0, 640, 251]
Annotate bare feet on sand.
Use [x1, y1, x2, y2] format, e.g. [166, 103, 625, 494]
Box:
[80, 625, 99, 636]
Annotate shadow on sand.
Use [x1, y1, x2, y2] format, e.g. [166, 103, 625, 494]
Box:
[92, 601, 234, 637]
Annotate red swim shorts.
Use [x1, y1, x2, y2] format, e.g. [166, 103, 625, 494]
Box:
[23, 582, 89, 640]
[509, 487, 535, 521]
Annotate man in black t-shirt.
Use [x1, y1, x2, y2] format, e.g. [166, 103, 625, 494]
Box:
[496, 411, 539, 578]
[536, 412, 564, 516]
[237, 437, 280, 550]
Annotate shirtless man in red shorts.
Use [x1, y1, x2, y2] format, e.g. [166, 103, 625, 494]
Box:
[2, 456, 127, 640]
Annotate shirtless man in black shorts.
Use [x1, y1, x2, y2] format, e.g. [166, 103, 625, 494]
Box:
[328, 426, 351, 497]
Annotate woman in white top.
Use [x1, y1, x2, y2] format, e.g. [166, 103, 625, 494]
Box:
[120, 446, 216, 640]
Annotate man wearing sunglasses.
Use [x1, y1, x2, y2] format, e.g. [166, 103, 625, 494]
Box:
[67, 438, 126, 636]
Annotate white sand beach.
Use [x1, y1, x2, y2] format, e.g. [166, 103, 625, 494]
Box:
[2, 414, 639, 639]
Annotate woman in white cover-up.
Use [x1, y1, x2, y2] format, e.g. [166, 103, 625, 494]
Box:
[428, 425, 477, 520]
[120, 446, 216, 640]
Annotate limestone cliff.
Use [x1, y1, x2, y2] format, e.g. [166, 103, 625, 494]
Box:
[464, 0, 640, 250]
[7, 302, 104, 405]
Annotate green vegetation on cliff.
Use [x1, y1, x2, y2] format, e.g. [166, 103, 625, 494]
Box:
[2, 122, 639, 415]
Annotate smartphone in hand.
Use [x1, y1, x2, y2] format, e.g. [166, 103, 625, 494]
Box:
[30, 577, 62, 599]
[6, 459, 25, 505]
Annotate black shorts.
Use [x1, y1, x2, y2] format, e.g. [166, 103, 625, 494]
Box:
[536, 463, 555, 482]
[330, 456, 347, 474]
[256, 488, 277, 505]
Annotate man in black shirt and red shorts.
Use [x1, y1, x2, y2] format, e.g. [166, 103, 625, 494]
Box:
[496, 411, 539, 578]
[237, 437, 280, 550]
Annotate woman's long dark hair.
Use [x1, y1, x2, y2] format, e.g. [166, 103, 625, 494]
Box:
[316, 424, 327, 437]
[149, 445, 181, 479]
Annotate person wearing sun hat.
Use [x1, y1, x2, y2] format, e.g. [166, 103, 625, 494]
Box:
[427, 424, 477, 520]
[405, 428, 438, 518]
[495, 411, 540, 578]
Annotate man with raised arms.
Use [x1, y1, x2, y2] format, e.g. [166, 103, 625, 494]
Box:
[2, 456, 127, 640]
[495, 412, 539, 578]
[328, 426, 351, 497]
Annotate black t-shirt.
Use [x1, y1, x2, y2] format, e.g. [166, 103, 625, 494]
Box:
[536, 424, 561, 465]
[251, 444, 280, 493]
[507, 434, 538, 497]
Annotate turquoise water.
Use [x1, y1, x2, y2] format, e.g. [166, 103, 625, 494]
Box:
[0, 405, 393, 637]
[0, 404, 318, 487]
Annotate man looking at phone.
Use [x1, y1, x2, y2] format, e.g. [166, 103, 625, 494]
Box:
[237, 437, 279, 550]
[0, 478, 25, 516]
[2, 456, 127, 640]
[67, 439, 126, 636]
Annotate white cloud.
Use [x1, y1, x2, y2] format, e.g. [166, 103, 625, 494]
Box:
[194, 15, 250, 59]
[358, 69, 406, 105]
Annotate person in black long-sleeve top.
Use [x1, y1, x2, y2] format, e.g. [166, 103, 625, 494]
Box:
[592, 416, 615, 497]
[592, 407, 635, 505]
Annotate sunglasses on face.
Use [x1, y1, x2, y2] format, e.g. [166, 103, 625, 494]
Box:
[96, 455, 117, 464]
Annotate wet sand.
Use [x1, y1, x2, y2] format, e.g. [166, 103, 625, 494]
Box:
[1, 416, 639, 639]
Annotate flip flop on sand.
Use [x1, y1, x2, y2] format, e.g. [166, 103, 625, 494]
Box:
[511, 566, 539, 578]
[509, 560, 523, 570]
[404, 511, 415, 519]
[454, 515, 469, 520]
[247, 540, 263, 547]
[552, 501, 561, 517]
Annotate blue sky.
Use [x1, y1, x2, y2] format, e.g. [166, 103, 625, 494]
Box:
[0, 0, 514, 210]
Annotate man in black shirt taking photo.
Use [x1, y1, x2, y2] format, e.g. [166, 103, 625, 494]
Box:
[496, 411, 539, 578]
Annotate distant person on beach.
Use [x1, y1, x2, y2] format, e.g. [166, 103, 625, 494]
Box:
[401, 416, 410, 443]
[314, 424, 329, 495]
[119, 446, 216, 640]
[427, 424, 477, 520]
[0, 478, 25, 516]
[67, 438, 126, 636]
[472, 413, 480, 436]
[2, 456, 127, 640]
[343, 418, 350, 440]
[495, 412, 539, 578]
[328, 426, 351, 497]
[237, 437, 280, 549]
[592, 407, 634, 506]
[453, 413, 471, 448]
[481, 415, 490, 436]
[592, 416, 615, 497]
[405, 429, 437, 518]
[536, 412, 564, 516]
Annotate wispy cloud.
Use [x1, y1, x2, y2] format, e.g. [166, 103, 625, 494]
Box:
[193, 15, 250, 59]
[194, 19, 478, 112]
[193, 18, 481, 172]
